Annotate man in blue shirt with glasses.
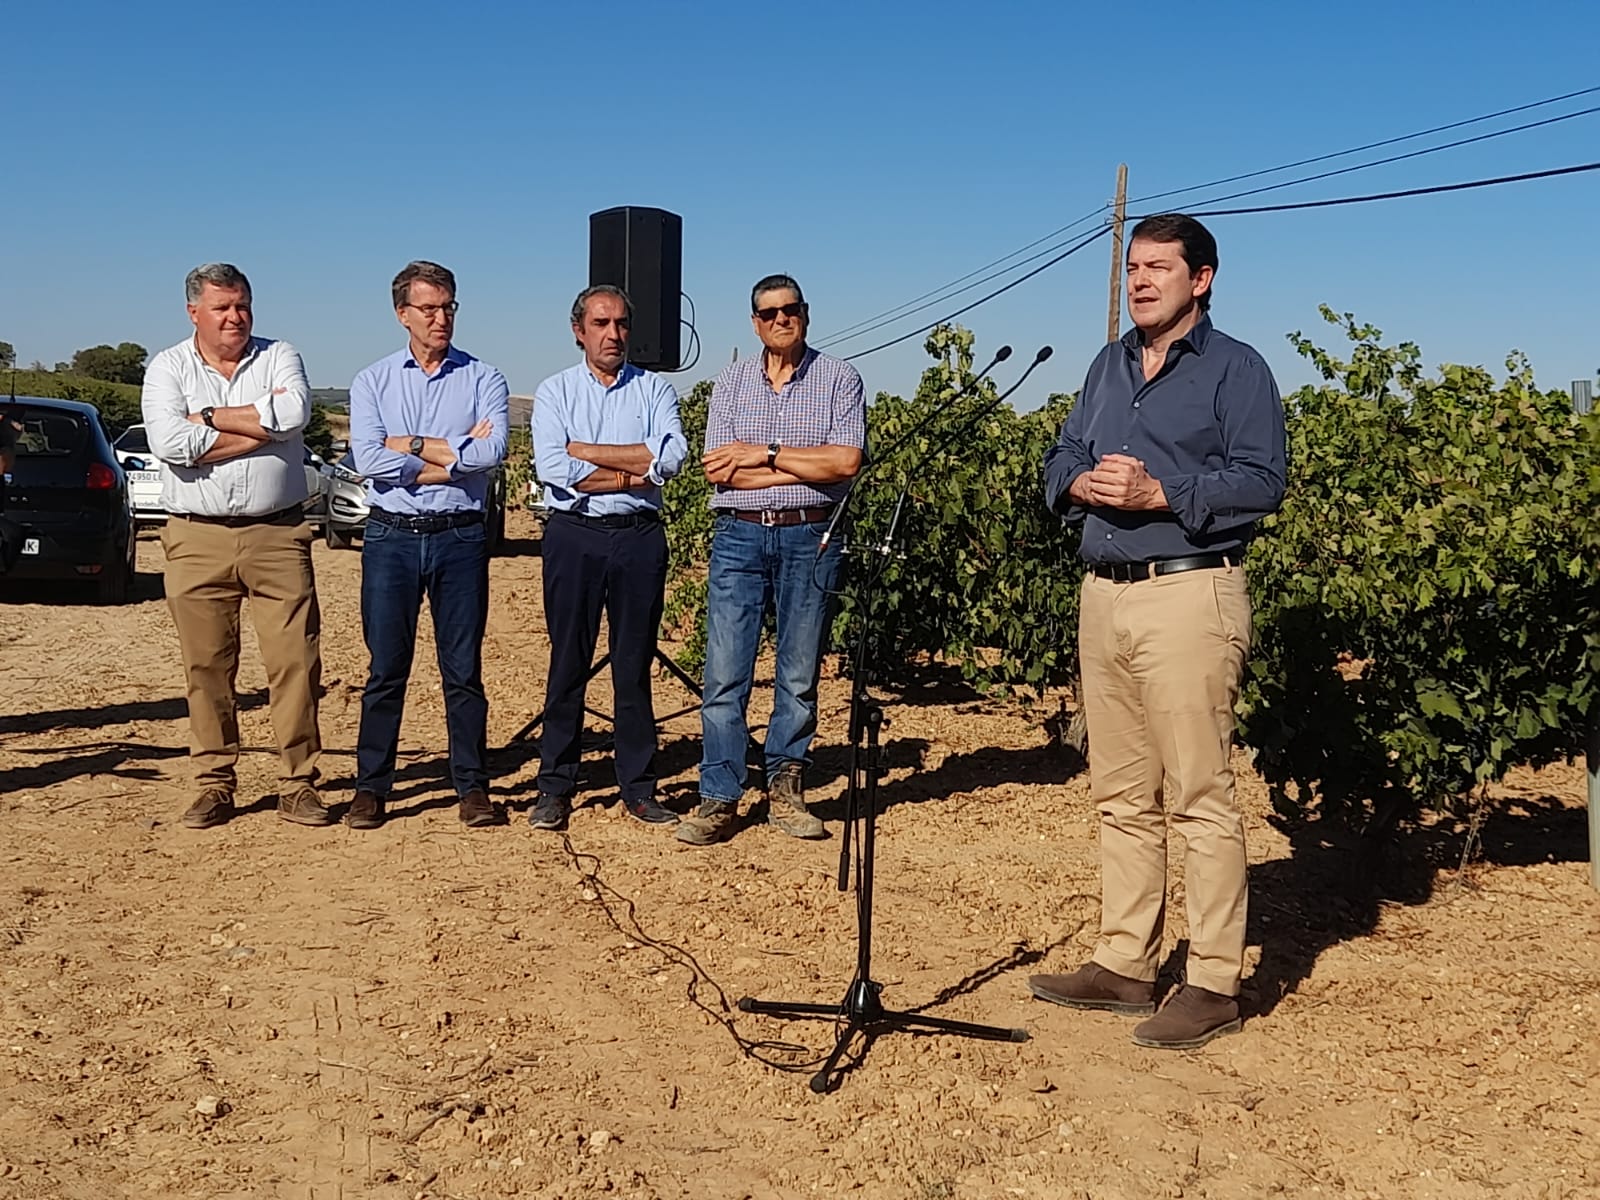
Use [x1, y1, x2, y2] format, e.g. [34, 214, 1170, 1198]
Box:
[528, 284, 687, 831]
[347, 260, 510, 830]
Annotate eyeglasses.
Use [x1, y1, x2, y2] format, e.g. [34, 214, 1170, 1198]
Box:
[404, 301, 459, 320]
[754, 302, 806, 322]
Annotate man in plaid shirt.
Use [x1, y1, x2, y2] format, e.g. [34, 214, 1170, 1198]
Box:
[678, 274, 866, 846]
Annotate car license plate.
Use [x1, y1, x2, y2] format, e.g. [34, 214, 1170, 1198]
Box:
[22, 538, 39, 555]
[130, 470, 162, 483]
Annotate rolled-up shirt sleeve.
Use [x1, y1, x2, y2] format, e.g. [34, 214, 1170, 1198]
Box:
[450, 366, 510, 477]
[830, 363, 867, 449]
[254, 341, 311, 439]
[1043, 368, 1097, 523]
[532, 377, 596, 493]
[645, 376, 687, 486]
[1159, 353, 1287, 537]
[350, 366, 422, 486]
[141, 352, 218, 467]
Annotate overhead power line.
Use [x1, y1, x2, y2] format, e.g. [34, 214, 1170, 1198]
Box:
[841, 159, 1600, 363]
[1172, 159, 1600, 219]
[843, 226, 1111, 361]
[1127, 83, 1600, 206]
[1167, 104, 1600, 212]
[822, 86, 1600, 354]
[814, 206, 1106, 346]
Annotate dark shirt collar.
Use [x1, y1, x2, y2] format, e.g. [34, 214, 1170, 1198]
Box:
[1120, 313, 1213, 359]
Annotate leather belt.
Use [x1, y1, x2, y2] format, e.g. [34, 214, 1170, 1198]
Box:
[727, 505, 836, 528]
[177, 504, 302, 528]
[1089, 551, 1242, 583]
[551, 509, 662, 529]
[369, 508, 483, 533]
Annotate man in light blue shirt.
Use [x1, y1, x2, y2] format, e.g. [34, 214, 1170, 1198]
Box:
[529, 284, 686, 831]
[346, 260, 510, 830]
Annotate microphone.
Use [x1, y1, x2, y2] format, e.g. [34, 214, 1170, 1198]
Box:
[817, 344, 1013, 559]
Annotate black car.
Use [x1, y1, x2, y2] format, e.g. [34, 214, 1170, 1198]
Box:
[0, 396, 138, 604]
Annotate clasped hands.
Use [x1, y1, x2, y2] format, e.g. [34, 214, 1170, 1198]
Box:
[1071, 453, 1168, 511]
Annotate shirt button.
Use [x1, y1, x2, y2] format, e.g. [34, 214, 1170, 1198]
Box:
[1121, 444, 1129, 451]
[1132, 401, 1141, 408]
[1105, 533, 1113, 540]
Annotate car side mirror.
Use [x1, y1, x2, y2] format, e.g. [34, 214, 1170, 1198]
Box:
[309, 454, 324, 467]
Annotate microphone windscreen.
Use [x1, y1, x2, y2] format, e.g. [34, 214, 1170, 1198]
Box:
[995, 345, 1014, 361]
[1035, 346, 1054, 363]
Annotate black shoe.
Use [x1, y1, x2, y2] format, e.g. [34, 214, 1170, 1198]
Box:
[458, 788, 503, 828]
[622, 795, 679, 825]
[528, 793, 570, 831]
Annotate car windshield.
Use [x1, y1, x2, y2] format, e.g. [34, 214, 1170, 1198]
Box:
[116, 427, 151, 454]
[5, 408, 88, 457]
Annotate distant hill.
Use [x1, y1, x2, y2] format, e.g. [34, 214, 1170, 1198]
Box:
[309, 389, 532, 426]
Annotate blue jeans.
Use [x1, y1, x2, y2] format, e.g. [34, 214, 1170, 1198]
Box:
[698, 513, 842, 804]
[356, 516, 490, 797]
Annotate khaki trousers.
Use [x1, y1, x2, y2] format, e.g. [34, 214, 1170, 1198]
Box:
[1078, 565, 1252, 997]
[160, 515, 322, 793]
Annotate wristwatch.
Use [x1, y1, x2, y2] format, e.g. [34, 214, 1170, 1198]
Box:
[408, 435, 425, 456]
[766, 441, 780, 468]
[200, 406, 216, 429]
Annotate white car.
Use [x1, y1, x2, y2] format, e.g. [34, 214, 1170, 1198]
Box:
[111, 424, 168, 524]
[112, 423, 327, 528]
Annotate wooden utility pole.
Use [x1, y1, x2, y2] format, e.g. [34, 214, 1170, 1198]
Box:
[1106, 163, 1129, 343]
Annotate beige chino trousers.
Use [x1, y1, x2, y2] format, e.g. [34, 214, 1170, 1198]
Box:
[160, 514, 323, 793]
[1077, 564, 1252, 997]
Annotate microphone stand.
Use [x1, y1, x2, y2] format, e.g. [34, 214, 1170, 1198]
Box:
[738, 346, 1054, 1094]
[813, 345, 1011, 566]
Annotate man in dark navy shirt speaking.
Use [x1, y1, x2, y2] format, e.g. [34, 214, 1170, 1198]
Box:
[1032, 213, 1286, 1050]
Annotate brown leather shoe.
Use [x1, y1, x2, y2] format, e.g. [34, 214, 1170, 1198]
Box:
[458, 788, 502, 828]
[278, 786, 335, 827]
[345, 790, 386, 830]
[1131, 985, 1242, 1049]
[182, 788, 235, 830]
[1028, 962, 1156, 1015]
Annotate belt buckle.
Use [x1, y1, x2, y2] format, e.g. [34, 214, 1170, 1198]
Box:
[760, 510, 778, 527]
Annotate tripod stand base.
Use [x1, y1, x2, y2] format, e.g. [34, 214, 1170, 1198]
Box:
[738, 978, 1029, 1094]
[508, 647, 703, 746]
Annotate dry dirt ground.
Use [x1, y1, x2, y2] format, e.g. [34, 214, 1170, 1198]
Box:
[1, 509, 1597, 1200]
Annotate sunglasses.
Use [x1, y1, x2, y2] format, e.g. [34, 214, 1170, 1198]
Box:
[754, 302, 806, 322]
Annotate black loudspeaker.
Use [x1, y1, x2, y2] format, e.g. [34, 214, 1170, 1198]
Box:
[588, 206, 682, 372]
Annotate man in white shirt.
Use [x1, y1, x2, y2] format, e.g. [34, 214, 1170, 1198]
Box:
[141, 263, 330, 830]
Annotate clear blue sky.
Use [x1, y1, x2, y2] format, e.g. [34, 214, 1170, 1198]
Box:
[4, 0, 1597, 410]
